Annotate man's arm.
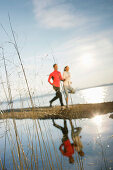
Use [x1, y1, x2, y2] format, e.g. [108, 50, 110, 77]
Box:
[48, 73, 53, 85]
[59, 144, 65, 156]
[59, 72, 65, 81]
[71, 143, 74, 148]
[63, 72, 66, 79]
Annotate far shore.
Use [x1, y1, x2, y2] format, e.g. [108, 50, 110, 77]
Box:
[0, 102, 113, 120]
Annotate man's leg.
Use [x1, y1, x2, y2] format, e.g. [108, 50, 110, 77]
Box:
[50, 86, 64, 106]
[63, 120, 68, 133]
[50, 95, 58, 103]
[56, 90, 64, 106]
[52, 119, 63, 131]
[49, 86, 60, 106]
[52, 119, 68, 142]
[62, 120, 68, 142]
[52, 119, 68, 133]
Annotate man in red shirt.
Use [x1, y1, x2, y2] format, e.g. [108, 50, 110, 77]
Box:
[48, 64, 64, 107]
[52, 119, 75, 164]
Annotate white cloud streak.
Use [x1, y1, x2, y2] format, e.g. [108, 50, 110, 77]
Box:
[32, 0, 87, 29]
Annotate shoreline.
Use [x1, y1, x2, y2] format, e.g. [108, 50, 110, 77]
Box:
[0, 102, 113, 119]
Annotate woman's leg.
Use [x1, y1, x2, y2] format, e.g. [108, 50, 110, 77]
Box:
[68, 86, 76, 94]
[63, 86, 68, 106]
[66, 96, 68, 107]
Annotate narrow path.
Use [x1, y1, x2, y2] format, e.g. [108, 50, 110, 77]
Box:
[0, 102, 113, 119]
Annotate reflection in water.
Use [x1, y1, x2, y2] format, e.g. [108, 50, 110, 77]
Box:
[0, 115, 113, 170]
[52, 119, 75, 164]
[92, 115, 103, 132]
[70, 120, 84, 157]
[81, 87, 106, 103]
[92, 115, 102, 126]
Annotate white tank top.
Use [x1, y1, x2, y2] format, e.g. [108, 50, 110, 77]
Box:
[63, 71, 71, 86]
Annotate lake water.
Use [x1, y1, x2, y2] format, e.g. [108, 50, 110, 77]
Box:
[0, 114, 113, 169]
[0, 85, 113, 169]
[1, 85, 113, 110]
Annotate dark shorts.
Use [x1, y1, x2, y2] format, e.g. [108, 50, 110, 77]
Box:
[61, 126, 68, 142]
[53, 86, 60, 92]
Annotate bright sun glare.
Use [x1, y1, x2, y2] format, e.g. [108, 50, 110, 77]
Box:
[81, 54, 94, 67]
[82, 87, 105, 103]
[92, 115, 103, 131]
[93, 115, 102, 125]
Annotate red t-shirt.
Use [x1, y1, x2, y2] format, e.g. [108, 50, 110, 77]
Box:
[48, 70, 63, 87]
[59, 139, 74, 157]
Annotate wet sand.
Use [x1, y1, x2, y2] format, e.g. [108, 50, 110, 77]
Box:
[0, 102, 113, 119]
[109, 113, 113, 119]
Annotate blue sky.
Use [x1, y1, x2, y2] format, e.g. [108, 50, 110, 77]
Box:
[0, 0, 113, 98]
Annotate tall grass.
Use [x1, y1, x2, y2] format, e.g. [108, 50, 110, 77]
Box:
[0, 16, 109, 170]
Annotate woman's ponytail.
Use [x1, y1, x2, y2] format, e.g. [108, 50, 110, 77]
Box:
[64, 66, 67, 71]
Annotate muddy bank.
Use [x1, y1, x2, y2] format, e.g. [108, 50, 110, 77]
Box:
[109, 113, 113, 119]
[0, 102, 113, 119]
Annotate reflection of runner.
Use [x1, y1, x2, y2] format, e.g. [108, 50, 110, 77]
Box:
[70, 120, 84, 157]
[52, 119, 75, 164]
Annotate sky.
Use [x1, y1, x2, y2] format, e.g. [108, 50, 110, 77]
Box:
[0, 0, 113, 99]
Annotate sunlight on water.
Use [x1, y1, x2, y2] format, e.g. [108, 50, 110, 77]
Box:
[81, 87, 106, 103]
[92, 115, 102, 125]
[92, 115, 103, 132]
[0, 85, 113, 109]
[0, 114, 113, 169]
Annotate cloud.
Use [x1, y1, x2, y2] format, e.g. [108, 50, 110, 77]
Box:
[55, 29, 113, 62]
[32, 0, 87, 29]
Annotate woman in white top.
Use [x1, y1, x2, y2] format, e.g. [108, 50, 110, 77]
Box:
[63, 66, 75, 107]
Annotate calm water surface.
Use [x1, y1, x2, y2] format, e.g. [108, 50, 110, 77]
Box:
[0, 85, 113, 169]
[0, 114, 113, 169]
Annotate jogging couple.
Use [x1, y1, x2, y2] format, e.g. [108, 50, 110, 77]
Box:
[48, 64, 75, 108]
